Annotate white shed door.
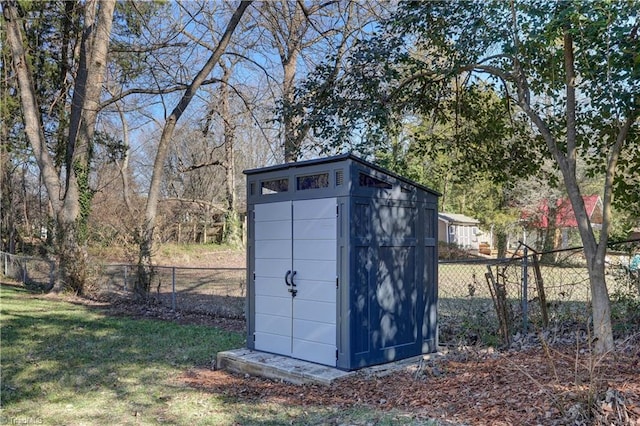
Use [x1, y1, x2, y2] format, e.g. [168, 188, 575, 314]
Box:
[254, 198, 337, 366]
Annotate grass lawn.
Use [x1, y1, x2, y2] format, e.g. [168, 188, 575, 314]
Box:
[0, 285, 431, 426]
[0, 284, 245, 425]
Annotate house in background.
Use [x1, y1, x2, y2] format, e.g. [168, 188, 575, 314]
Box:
[523, 195, 603, 249]
[438, 213, 481, 251]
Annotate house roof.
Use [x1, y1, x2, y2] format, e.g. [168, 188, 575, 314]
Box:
[525, 195, 603, 229]
[438, 212, 480, 225]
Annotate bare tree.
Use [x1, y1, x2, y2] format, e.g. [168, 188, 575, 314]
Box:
[209, 60, 242, 246]
[253, 1, 393, 162]
[136, 1, 251, 297]
[258, 1, 337, 161]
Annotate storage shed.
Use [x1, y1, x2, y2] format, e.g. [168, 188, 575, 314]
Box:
[438, 212, 481, 251]
[244, 154, 439, 371]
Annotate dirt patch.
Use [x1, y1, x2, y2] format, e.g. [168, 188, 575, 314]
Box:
[153, 247, 246, 269]
[100, 297, 246, 332]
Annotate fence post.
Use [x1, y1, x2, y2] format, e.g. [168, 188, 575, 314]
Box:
[124, 265, 128, 291]
[521, 247, 528, 334]
[171, 267, 176, 311]
[49, 260, 56, 291]
[532, 254, 549, 327]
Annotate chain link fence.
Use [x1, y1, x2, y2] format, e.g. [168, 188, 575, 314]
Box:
[3, 240, 639, 347]
[1, 251, 55, 291]
[92, 264, 246, 318]
[438, 240, 640, 347]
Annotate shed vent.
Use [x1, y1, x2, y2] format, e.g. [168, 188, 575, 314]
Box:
[335, 170, 344, 186]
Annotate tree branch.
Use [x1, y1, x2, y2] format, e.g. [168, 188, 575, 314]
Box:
[110, 42, 188, 53]
[100, 78, 222, 109]
[158, 197, 226, 213]
[563, 29, 577, 174]
[178, 159, 223, 173]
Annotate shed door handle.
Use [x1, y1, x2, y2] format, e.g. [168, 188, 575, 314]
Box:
[285, 270, 292, 286]
[288, 270, 298, 297]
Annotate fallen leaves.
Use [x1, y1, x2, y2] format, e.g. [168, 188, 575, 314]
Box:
[181, 345, 640, 425]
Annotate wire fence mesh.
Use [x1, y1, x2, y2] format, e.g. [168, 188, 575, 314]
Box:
[438, 241, 640, 347]
[1, 252, 55, 292]
[2, 240, 639, 347]
[92, 263, 246, 318]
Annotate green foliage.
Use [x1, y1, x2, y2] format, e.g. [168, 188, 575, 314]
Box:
[18, 1, 80, 155]
[222, 210, 243, 248]
[298, 0, 639, 222]
[93, 130, 126, 161]
[390, 0, 640, 212]
[110, 1, 170, 85]
[113, 1, 168, 37]
[295, 23, 442, 154]
[370, 84, 526, 231]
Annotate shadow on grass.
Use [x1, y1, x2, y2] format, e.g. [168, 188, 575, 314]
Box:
[0, 284, 244, 423]
[1, 286, 432, 425]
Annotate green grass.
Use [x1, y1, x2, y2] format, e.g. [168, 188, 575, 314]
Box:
[0, 285, 438, 425]
[0, 285, 246, 425]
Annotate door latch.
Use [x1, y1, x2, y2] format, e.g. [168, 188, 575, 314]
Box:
[287, 270, 297, 297]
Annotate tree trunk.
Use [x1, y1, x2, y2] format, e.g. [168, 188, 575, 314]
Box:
[115, 104, 135, 215]
[282, 46, 302, 162]
[55, 0, 116, 293]
[3, 0, 62, 213]
[0, 133, 15, 253]
[560, 30, 614, 354]
[508, 28, 618, 354]
[496, 230, 508, 259]
[3, 0, 116, 293]
[587, 255, 613, 352]
[541, 200, 558, 263]
[219, 61, 242, 247]
[137, 1, 250, 297]
[262, 1, 307, 162]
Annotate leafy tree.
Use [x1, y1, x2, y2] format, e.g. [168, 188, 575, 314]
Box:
[372, 81, 541, 257]
[300, 0, 640, 353]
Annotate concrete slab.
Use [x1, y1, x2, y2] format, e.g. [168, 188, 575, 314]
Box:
[216, 348, 446, 386]
[216, 348, 354, 386]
